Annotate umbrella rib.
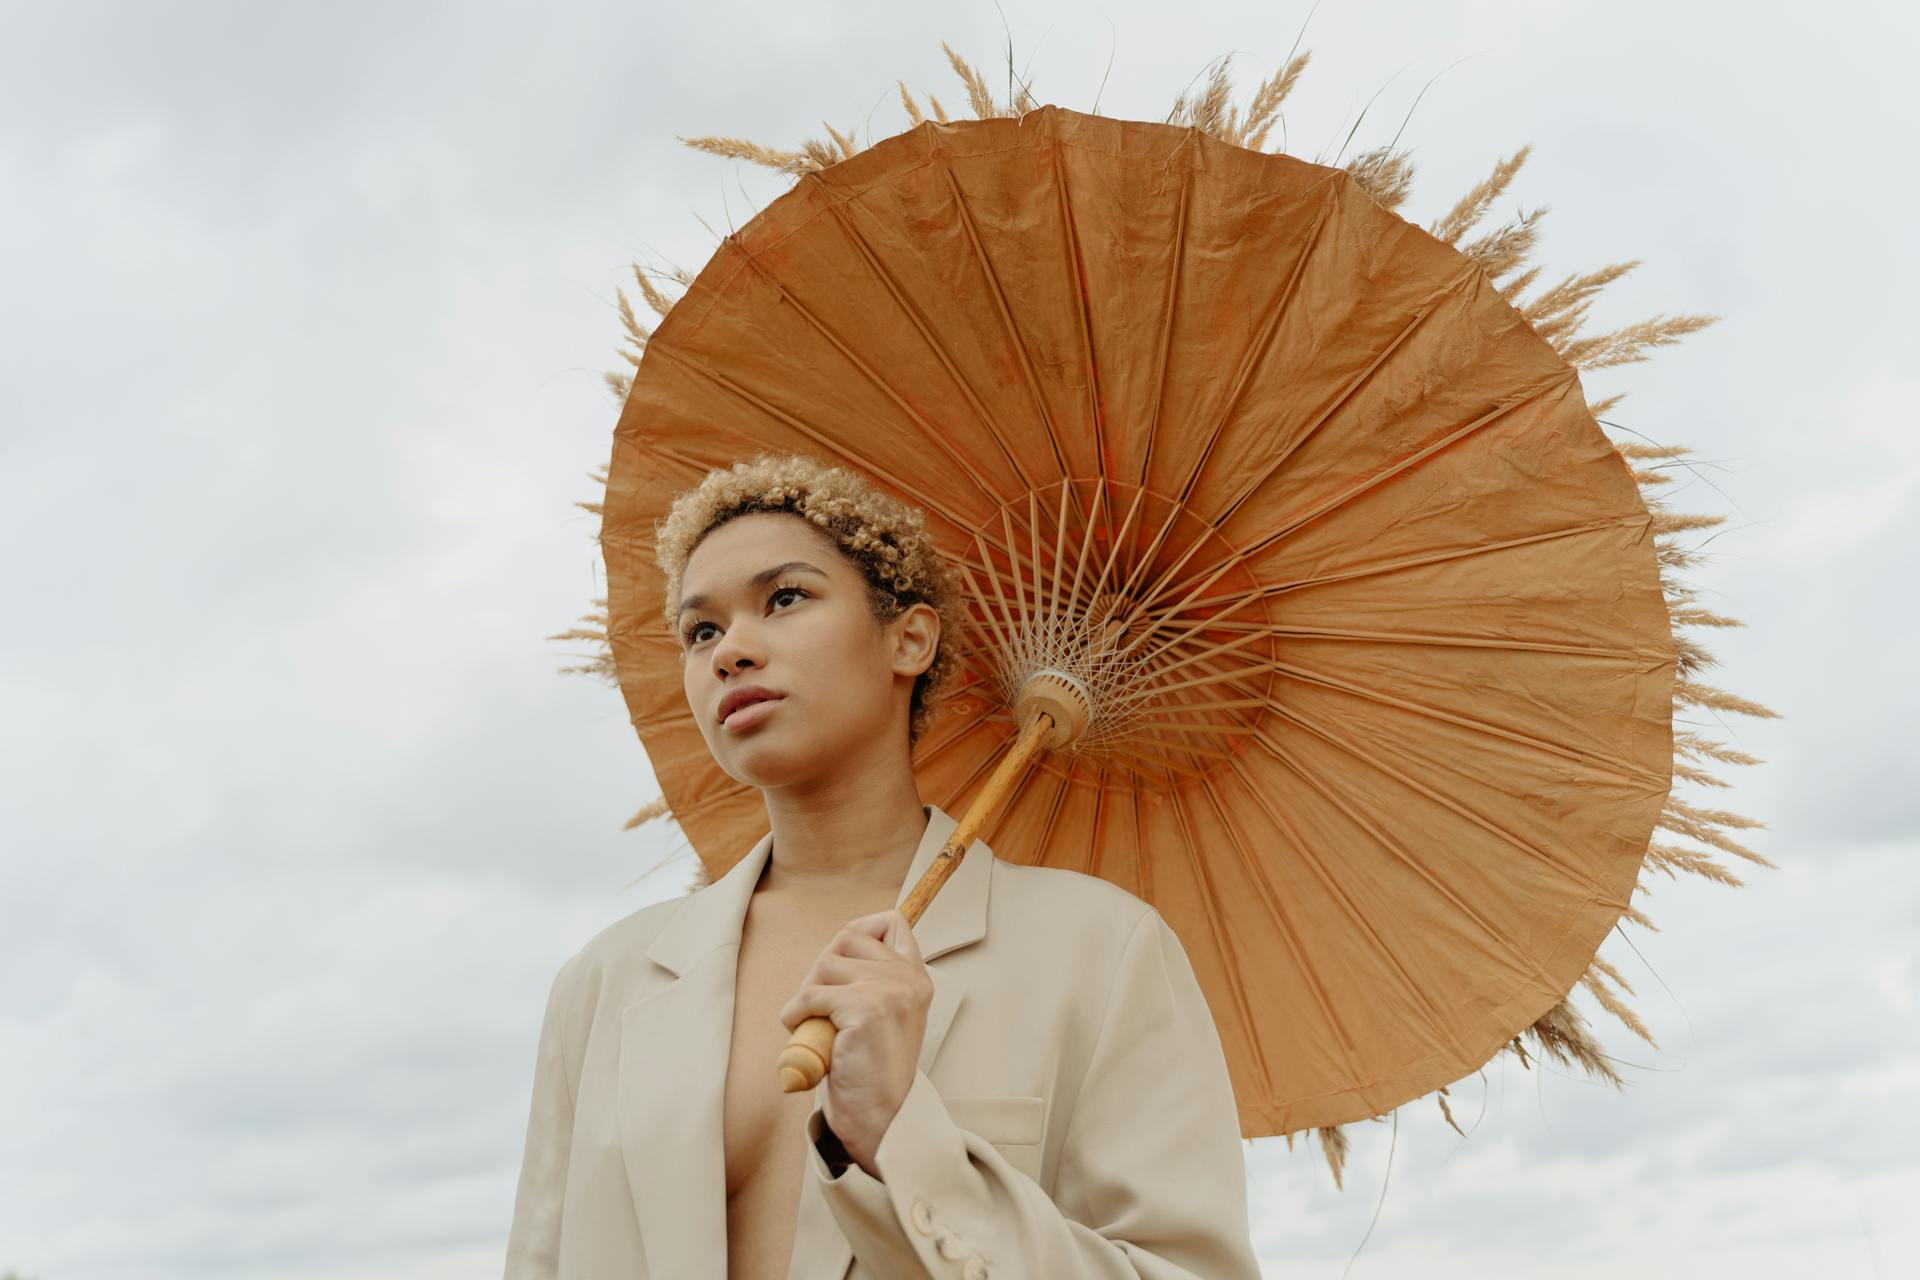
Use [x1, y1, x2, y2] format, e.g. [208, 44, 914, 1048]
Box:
[1167, 193, 1336, 519]
[645, 342, 984, 538]
[1145, 373, 1582, 612]
[1161, 772, 1276, 1088]
[1048, 144, 1111, 501]
[1192, 776, 1366, 1090]
[1247, 707, 1595, 990]
[955, 546, 1021, 679]
[1173, 516, 1650, 609]
[1179, 621, 1660, 662]
[1084, 764, 1110, 882]
[1126, 648, 1664, 788]
[1134, 167, 1191, 490]
[1027, 758, 1075, 870]
[1262, 657, 1668, 787]
[1217, 748, 1466, 1068]
[1215, 288, 1453, 534]
[810, 191, 1043, 496]
[729, 249, 1009, 512]
[1259, 374, 1575, 554]
[937, 160, 1076, 488]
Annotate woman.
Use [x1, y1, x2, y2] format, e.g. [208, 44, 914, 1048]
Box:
[504, 454, 1261, 1279]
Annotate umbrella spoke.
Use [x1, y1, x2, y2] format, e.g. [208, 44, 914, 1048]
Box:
[936, 159, 1077, 488]
[812, 195, 1042, 496]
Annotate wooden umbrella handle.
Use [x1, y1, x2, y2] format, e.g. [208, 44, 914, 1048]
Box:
[776, 710, 1057, 1093]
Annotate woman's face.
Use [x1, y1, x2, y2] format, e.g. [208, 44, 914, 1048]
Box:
[675, 511, 938, 790]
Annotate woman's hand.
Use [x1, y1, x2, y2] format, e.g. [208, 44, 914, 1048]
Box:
[778, 908, 933, 1176]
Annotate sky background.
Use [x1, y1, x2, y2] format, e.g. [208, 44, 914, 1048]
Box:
[2, 0, 1914, 1276]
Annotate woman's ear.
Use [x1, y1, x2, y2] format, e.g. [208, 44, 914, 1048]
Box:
[888, 602, 941, 680]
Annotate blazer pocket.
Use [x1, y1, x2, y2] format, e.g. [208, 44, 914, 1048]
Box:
[943, 1094, 1046, 1182]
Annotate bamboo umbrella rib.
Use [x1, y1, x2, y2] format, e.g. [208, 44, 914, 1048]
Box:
[935, 160, 1085, 528]
[1218, 748, 1464, 1068]
[1180, 621, 1660, 662]
[1048, 480, 1071, 637]
[730, 249, 1009, 511]
[1080, 766, 1110, 880]
[1120, 642, 1663, 791]
[1253, 656, 1668, 787]
[1134, 168, 1193, 491]
[1168, 194, 1337, 521]
[921, 695, 1007, 768]
[1214, 296, 1446, 535]
[1197, 769, 1368, 1072]
[955, 549, 1021, 675]
[1147, 373, 1575, 613]
[1000, 507, 1032, 663]
[647, 341, 988, 540]
[1255, 704, 1610, 907]
[1046, 144, 1112, 505]
[808, 190, 1043, 496]
[1130, 721, 1256, 737]
[1089, 482, 1150, 611]
[1061, 481, 1103, 634]
[1138, 697, 1275, 715]
[1169, 516, 1649, 610]
[1110, 484, 1203, 620]
[1133, 626, 1273, 683]
[1163, 776, 1276, 1087]
[1118, 589, 1270, 670]
[1020, 755, 1076, 870]
[1128, 787, 1153, 904]
[1245, 709, 1574, 1004]
[1120, 734, 1242, 763]
[1115, 516, 1245, 647]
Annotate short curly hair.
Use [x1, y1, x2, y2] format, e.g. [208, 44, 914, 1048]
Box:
[654, 452, 969, 748]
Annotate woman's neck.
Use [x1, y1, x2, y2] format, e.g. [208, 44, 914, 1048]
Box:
[757, 765, 929, 906]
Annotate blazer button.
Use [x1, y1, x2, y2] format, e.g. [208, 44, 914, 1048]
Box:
[909, 1199, 936, 1235]
[934, 1228, 968, 1261]
[962, 1258, 990, 1280]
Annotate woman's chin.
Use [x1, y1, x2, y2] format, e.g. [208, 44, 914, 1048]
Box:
[719, 723, 861, 788]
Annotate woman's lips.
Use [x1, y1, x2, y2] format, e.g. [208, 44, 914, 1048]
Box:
[722, 696, 785, 731]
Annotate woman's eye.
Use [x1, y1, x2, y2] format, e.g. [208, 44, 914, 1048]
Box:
[684, 586, 805, 646]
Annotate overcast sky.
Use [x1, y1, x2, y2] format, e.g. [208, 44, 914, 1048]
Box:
[2, 0, 1914, 1276]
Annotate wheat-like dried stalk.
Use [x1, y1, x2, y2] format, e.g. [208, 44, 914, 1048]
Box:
[562, 38, 1779, 1187]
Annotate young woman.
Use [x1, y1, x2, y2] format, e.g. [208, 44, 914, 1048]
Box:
[504, 454, 1261, 1279]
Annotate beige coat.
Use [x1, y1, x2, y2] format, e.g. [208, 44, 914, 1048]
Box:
[503, 802, 1261, 1279]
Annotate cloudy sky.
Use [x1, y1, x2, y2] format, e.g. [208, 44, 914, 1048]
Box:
[2, 0, 1914, 1276]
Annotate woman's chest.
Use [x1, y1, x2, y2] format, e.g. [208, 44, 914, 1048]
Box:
[722, 932, 820, 1199]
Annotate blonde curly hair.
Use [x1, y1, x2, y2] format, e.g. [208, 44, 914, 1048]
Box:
[654, 452, 970, 748]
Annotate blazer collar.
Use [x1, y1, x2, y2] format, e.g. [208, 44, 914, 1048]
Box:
[618, 802, 991, 1280]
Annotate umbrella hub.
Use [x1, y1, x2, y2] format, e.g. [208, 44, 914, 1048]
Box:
[1012, 668, 1094, 751]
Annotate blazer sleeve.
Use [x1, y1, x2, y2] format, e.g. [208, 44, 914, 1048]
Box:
[503, 950, 587, 1280]
[803, 908, 1262, 1278]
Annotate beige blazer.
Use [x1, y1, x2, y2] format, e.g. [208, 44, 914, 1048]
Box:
[503, 802, 1260, 1279]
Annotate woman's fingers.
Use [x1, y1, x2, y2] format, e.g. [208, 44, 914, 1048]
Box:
[837, 909, 923, 962]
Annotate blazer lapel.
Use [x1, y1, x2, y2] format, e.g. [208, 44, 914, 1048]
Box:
[619, 825, 770, 1280]
[618, 803, 993, 1280]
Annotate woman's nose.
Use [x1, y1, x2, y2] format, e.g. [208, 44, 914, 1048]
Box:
[712, 625, 763, 676]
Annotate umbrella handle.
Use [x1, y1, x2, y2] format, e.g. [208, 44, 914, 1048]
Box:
[776, 709, 1059, 1093]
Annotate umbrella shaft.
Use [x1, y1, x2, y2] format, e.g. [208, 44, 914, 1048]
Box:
[776, 708, 1056, 1092]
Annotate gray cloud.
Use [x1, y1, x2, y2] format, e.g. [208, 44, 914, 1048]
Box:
[4, 1, 1915, 1277]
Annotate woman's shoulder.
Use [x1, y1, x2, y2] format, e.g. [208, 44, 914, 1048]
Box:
[542, 892, 691, 1010]
[986, 856, 1159, 941]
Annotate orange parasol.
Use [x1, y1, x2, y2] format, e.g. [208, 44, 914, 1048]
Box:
[587, 87, 1775, 1175]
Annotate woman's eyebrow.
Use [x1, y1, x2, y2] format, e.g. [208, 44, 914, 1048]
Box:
[676, 560, 828, 619]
